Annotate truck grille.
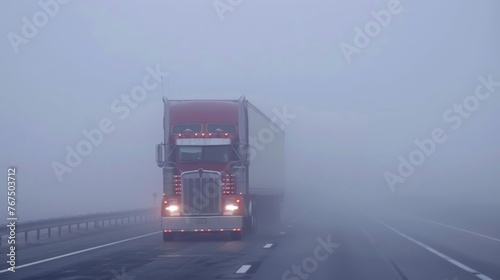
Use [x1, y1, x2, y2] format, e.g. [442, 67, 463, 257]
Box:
[181, 171, 221, 215]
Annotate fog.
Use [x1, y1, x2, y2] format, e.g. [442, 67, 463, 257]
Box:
[1, 0, 499, 222]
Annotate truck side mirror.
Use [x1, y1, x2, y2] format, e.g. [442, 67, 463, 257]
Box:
[156, 143, 165, 167]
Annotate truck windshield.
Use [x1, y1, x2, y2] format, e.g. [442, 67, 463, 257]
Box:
[207, 123, 237, 133]
[178, 146, 229, 163]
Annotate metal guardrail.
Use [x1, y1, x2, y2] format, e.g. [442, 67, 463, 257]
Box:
[0, 208, 160, 246]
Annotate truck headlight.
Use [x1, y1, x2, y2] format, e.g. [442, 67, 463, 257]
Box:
[225, 204, 238, 211]
[166, 205, 179, 212]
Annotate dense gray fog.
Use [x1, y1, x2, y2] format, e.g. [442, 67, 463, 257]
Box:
[1, 0, 499, 222]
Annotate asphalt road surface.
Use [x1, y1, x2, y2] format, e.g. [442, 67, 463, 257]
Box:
[1, 199, 499, 280]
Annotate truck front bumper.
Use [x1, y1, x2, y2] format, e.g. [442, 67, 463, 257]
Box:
[162, 216, 243, 232]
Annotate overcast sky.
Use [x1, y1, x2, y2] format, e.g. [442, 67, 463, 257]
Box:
[1, 0, 499, 221]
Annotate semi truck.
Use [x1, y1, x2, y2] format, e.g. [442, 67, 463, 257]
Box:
[155, 96, 285, 241]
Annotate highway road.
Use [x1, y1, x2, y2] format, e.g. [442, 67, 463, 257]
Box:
[1, 198, 499, 280]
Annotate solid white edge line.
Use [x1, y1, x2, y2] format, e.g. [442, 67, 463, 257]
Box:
[411, 215, 500, 243]
[236, 264, 252, 273]
[0, 231, 161, 274]
[477, 275, 495, 280]
[263, 243, 273, 248]
[373, 217, 493, 280]
[384, 207, 500, 243]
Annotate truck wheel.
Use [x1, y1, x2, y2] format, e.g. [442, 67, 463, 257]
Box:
[250, 214, 257, 234]
[163, 232, 174, 242]
[246, 200, 257, 234]
[230, 231, 242, 241]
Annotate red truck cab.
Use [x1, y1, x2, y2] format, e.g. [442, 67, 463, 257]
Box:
[156, 97, 284, 241]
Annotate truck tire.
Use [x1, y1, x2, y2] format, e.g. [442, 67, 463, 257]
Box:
[230, 231, 242, 241]
[245, 200, 257, 234]
[163, 232, 174, 242]
[249, 214, 257, 234]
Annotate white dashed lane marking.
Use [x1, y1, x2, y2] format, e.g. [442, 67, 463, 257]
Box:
[236, 265, 252, 274]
